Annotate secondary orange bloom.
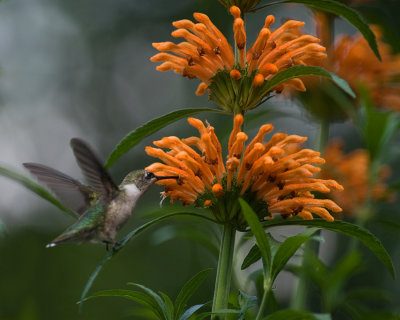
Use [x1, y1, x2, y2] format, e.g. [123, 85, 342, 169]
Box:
[313, 12, 400, 112]
[151, 6, 326, 113]
[146, 115, 343, 229]
[332, 30, 400, 111]
[319, 140, 394, 215]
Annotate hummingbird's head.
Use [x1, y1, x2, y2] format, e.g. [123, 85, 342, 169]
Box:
[122, 170, 178, 192]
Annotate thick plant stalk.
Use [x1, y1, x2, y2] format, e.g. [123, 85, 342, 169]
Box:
[211, 224, 236, 319]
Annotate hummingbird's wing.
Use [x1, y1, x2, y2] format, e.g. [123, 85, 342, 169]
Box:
[23, 163, 98, 215]
[70, 138, 119, 201]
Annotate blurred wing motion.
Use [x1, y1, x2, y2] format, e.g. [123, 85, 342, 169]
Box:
[23, 163, 97, 215]
[70, 138, 119, 201]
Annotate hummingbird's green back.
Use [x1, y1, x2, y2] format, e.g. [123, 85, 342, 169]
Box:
[49, 200, 107, 245]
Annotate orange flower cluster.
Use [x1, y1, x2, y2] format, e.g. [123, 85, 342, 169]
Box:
[319, 140, 394, 215]
[146, 115, 343, 227]
[151, 6, 326, 112]
[313, 12, 400, 112]
[332, 29, 400, 111]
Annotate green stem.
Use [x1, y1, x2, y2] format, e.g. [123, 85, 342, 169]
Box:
[211, 224, 236, 320]
[255, 277, 272, 320]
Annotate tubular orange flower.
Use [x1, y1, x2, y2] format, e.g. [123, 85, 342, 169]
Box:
[151, 6, 326, 113]
[146, 115, 343, 230]
[311, 13, 400, 113]
[319, 140, 395, 215]
[331, 28, 400, 112]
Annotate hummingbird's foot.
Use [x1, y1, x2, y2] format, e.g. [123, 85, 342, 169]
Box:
[102, 240, 121, 251]
[112, 241, 121, 251]
[102, 240, 112, 251]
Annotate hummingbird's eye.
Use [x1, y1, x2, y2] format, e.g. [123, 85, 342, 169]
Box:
[144, 171, 155, 180]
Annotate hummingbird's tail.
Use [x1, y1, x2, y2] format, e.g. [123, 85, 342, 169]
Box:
[45, 231, 82, 248]
[45, 236, 69, 248]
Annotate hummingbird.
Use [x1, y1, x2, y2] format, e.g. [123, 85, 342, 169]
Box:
[23, 138, 178, 249]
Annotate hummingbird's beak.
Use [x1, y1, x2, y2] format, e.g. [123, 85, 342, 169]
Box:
[155, 175, 179, 181]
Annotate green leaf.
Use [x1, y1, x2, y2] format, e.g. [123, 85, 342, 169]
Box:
[237, 290, 257, 320]
[263, 66, 355, 98]
[180, 303, 209, 320]
[262, 219, 395, 278]
[358, 85, 400, 162]
[0, 165, 77, 218]
[270, 228, 320, 282]
[159, 292, 174, 320]
[79, 212, 217, 310]
[127, 283, 168, 319]
[286, 250, 328, 288]
[174, 269, 212, 320]
[84, 289, 166, 319]
[241, 244, 262, 270]
[328, 251, 361, 290]
[239, 198, 272, 273]
[262, 309, 329, 320]
[255, 0, 381, 60]
[105, 108, 225, 168]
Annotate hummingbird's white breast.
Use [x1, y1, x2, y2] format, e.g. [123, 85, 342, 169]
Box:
[123, 183, 141, 200]
[101, 183, 142, 242]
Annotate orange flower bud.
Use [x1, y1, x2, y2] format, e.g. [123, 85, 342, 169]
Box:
[212, 183, 224, 198]
[230, 6, 241, 19]
[196, 82, 208, 96]
[230, 69, 241, 80]
[253, 73, 265, 87]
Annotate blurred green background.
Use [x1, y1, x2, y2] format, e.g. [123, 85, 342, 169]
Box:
[1, 0, 400, 319]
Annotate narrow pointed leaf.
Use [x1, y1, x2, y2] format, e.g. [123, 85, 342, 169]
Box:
[328, 251, 361, 290]
[180, 302, 209, 320]
[127, 283, 168, 319]
[262, 219, 395, 278]
[237, 290, 257, 319]
[239, 198, 271, 272]
[174, 269, 212, 319]
[84, 289, 165, 319]
[79, 212, 217, 309]
[159, 292, 174, 320]
[270, 228, 320, 281]
[358, 85, 400, 162]
[255, 0, 381, 60]
[241, 244, 262, 270]
[263, 66, 355, 98]
[0, 165, 77, 218]
[105, 108, 225, 168]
